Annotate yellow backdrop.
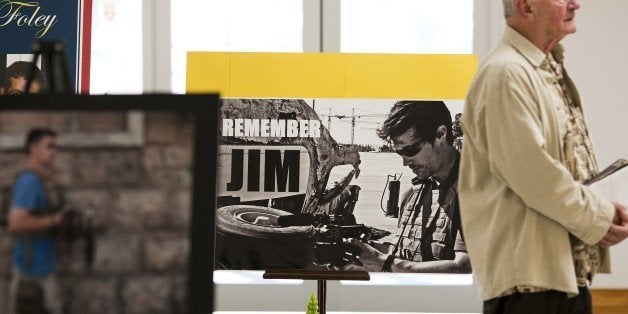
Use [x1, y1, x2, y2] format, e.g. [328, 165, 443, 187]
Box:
[186, 52, 476, 99]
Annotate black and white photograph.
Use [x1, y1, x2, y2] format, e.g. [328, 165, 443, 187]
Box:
[0, 94, 218, 313]
[216, 98, 470, 274]
[0, 54, 48, 95]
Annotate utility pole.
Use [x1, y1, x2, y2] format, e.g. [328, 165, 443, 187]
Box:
[351, 108, 356, 145]
[327, 108, 332, 131]
[320, 108, 387, 145]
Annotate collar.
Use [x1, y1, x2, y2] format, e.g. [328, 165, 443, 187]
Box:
[502, 25, 547, 69]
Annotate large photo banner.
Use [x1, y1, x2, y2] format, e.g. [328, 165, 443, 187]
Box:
[0, 0, 92, 93]
[188, 52, 477, 274]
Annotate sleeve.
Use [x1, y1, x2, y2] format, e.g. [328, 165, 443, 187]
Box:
[452, 191, 466, 252]
[481, 65, 613, 245]
[10, 174, 42, 213]
[453, 230, 466, 252]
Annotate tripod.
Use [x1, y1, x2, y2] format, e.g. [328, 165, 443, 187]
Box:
[25, 41, 74, 94]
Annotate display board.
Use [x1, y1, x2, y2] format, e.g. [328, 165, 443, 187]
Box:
[188, 52, 477, 274]
[0, 0, 92, 92]
[0, 94, 218, 313]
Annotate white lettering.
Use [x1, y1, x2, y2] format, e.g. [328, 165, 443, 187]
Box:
[286, 120, 299, 138]
[222, 119, 234, 136]
[270, 119, 286, 137]
[260, 119, 270, 137]
[221, 119, 322, 138]
[244, 119, 260, 137]
[299, 120, 309, 137]
[234, 119, 244, 137]
[309, 120, 321, 138]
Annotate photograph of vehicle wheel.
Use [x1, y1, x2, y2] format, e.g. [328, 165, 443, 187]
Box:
[216, 205, 316, 269]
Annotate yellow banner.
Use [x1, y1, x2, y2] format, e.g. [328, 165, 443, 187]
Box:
[187, 52, 477, 99]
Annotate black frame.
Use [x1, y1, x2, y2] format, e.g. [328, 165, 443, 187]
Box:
[0, 94, 218, 314]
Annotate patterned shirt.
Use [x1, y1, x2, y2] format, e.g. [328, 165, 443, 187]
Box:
[547, 49, 600, 287]
[497, 46, 600, 297]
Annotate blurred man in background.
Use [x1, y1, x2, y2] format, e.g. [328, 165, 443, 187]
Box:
[8, 128, 64, 314]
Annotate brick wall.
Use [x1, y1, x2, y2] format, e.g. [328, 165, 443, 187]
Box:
[0, 111, 194, 313]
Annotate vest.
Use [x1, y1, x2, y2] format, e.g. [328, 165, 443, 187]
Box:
[395, 180, 460, 262]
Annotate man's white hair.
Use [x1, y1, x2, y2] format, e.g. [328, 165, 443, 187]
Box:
[503, 0, 537, 18]
[502, 0, 516, 17]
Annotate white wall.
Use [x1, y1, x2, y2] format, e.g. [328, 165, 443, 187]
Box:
[562, 0, 628, 288]
[562, 1, 628, 169]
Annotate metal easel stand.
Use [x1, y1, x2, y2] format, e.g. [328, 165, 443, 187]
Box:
[263, 269, 370, 314]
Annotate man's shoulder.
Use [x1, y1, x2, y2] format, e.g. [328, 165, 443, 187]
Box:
[467, 43, 538, 102]
[14, 170, 43, 187]
[12, 170, 45, 198]
[480, 44, 534, 77]
[10, 170, 45, 212]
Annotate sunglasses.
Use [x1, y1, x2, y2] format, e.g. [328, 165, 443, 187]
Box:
[394, 141, 424, 157]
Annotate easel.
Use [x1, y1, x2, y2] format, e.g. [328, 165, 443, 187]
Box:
[263, 269, 369, 314]
[26, 41, 74, 94]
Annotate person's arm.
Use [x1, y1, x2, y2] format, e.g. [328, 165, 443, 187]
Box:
[8, 173, 63, 235]
[389, 251, 471, 274]
[8, 208, 62, 235]
[348, 239, 471, 273]
[478, 64, 614, 245]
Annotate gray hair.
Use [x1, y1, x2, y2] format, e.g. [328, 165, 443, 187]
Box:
[502, 0, 515, 17]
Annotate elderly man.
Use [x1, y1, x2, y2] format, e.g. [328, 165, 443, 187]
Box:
[460, 0, 628, 313]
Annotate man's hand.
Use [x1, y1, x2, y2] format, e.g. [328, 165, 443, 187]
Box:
[347, 238, 388, 271]
[598, 202, 628, 248]
[51, 212, 64, 226]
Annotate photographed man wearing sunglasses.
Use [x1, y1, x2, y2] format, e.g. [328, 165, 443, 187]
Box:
[346, 100, 471, 273]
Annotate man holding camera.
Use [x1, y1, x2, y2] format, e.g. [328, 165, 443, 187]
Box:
[8, 128, 64, 314]
[347, 101, 471, 273]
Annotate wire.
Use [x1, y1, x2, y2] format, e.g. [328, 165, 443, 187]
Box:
[355, 108, 386, 115]
[379, 173, 403, 214]
[379, 175, 393, 214]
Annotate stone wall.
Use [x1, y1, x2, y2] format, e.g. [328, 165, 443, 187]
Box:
[0, 111, 194, 313]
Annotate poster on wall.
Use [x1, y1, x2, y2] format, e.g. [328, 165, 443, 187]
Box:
[187, 52, 477, 274]
[0, 0, 93, 93]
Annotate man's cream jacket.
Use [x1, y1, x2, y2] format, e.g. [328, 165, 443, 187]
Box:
[459, 26, 614, 300]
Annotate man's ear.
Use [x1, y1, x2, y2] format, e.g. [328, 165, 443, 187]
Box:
[0, 86, 5, 95]
[515, 0, 534, 18]
[435, 125, 447, 140]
